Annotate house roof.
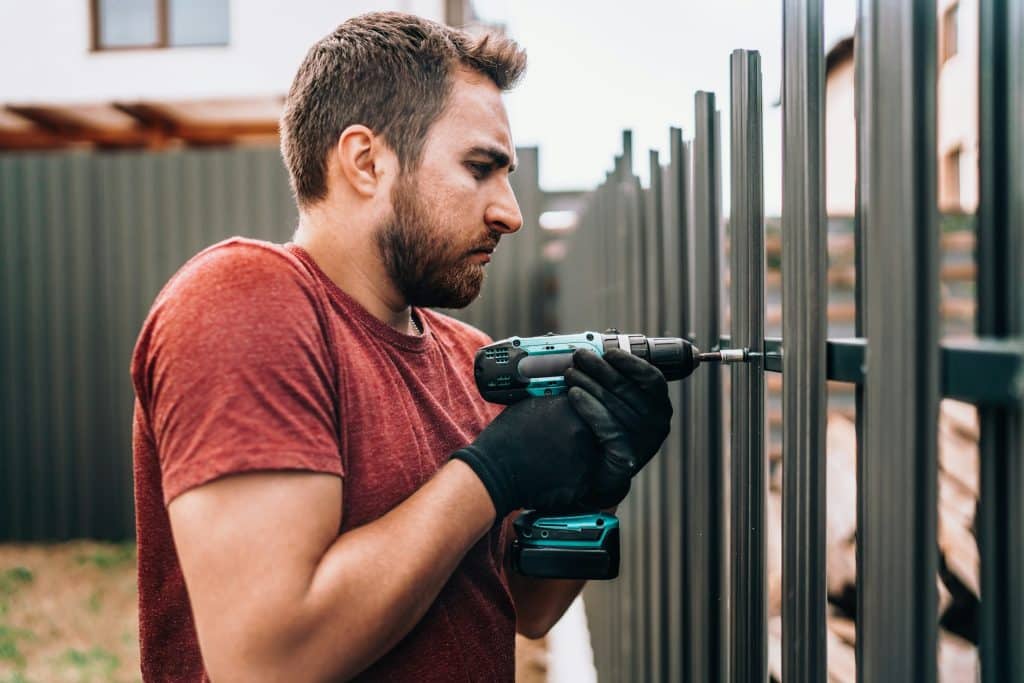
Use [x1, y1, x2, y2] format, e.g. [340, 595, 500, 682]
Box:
[0, 96, 284, 150]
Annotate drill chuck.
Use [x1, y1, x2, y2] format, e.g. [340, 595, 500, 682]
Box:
[599, 332, 698, 381]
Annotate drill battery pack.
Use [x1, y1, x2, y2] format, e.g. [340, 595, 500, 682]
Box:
[510, 511, 620, 580]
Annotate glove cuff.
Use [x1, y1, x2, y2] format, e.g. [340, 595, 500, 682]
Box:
[450, 445, 517, 518]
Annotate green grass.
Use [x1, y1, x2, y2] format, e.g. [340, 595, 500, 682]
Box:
[85, 590, 103, 615]
[0, 568, 33, 598]
[0, 672, 34, 683]
[0, 625, 35, 669]
[54, 646, 121, 682]
[74, 544, 135, 571]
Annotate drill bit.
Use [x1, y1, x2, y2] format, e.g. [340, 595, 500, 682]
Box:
[697, 348, 749, 364]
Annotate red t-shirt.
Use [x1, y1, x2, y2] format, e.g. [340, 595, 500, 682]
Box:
[131, 238, 512, 682]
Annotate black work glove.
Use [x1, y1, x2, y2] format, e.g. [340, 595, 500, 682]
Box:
[451, 395, 605, 518]
[564, 348, 674, 508]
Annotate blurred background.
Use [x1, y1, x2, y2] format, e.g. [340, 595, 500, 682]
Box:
[0, 1, 982, 681]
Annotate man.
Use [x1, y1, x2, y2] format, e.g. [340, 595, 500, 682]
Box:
[131, 12, 672, 681]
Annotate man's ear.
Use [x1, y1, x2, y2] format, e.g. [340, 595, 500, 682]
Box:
[333, 124, 390, 198]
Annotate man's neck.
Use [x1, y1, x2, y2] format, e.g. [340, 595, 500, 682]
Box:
[293, 213, 416, 335]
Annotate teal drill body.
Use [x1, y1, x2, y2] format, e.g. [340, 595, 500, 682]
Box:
[474, 330, 708, 580]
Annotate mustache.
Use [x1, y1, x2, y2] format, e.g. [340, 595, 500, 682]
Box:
[468, 232, 503, 253]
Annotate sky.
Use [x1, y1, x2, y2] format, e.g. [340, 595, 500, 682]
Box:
[471, 0, 857, 215]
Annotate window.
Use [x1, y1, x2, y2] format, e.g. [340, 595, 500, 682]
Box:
[941, 3, 959, 65]
[91, 0, 229, 50]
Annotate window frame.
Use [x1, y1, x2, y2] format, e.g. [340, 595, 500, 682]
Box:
[89, 0, 229, 52]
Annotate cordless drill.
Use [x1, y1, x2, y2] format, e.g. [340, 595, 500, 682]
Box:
[473, 330, 749, 580]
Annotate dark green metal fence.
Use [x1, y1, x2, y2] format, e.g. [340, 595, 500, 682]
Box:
[0, 144, 547, 542]
[562, 1, 1023, 681]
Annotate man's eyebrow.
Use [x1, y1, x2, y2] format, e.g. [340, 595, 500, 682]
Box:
[466, 146, 517, 173]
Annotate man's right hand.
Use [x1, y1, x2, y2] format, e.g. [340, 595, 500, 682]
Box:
[451, 395, 603, 517]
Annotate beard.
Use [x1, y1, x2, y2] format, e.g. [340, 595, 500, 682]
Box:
[375, 173, 500, 309]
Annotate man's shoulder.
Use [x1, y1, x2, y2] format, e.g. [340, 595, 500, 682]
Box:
[132, 237, 326, 387]
[163, 237, 310, 299]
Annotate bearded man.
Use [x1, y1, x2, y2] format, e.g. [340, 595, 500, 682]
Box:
[131, 11, 672, 681]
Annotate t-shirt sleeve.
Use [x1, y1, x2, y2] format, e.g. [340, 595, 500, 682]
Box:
[132, 242, 342, 505]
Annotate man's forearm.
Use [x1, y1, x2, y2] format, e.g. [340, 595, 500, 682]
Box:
[508, 573, 586, 639]
[279, 460, 495, 681]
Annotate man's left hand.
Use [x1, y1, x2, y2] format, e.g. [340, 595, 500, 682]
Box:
[564, 348, 674, 508]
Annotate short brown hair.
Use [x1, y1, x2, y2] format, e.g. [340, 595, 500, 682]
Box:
[280, 12, 526, 208]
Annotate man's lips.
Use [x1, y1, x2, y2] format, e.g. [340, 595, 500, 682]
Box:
[468, 242, 498, 257]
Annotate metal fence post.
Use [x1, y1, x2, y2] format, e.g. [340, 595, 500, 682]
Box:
[859, 0, 940, 681]
[690, 90, 725, 683]
[645, 148, 667, 683]
[729, 48, 767, 683]
[663, 127, 691, 683]
[977, 1, 1024, 680]
[781, 0, 828, 679]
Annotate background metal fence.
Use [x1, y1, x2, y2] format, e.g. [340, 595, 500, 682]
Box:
[0, 144, 549, 542]
[562, 1, 1023, 681]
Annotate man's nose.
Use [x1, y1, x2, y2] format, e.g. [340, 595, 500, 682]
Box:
[485, 181, 523, 234]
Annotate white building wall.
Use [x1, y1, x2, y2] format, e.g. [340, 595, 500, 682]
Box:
[825, 57, 856, 217]
[0, 0, 443, 103]
[937, 0, 979, 212]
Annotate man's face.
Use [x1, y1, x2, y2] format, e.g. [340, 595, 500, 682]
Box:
[375, 69, 523, 309]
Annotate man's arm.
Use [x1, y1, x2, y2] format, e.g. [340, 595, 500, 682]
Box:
[168, 460, 494, 683]
[507, 571, 586, 640]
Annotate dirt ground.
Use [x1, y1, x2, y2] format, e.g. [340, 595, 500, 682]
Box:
[0, 541, 547, 683]
[0, 542, 140, 683]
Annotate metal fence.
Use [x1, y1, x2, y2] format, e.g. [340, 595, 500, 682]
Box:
[0, 144, 548, 542]
[562, 1, 1024, 681]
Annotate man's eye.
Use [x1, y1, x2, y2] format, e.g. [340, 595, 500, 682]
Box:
[467, 162, 491, 178]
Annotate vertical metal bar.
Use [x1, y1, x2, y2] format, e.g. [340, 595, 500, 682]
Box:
[691, 90, 725, 683]
[729, 48, 767, 683]
[859, 0, 939, 681]
[22, 156, 51, 539]
[624, 172, 648, 683]
[659, 128, 690, 683]
[645, 149, 665, 683]
[781, 0, 827, 679]
[0, 156, 23, 539]
[46, 157, 72, 538]
[853, 2, 870, 674]
[977, 1, 1024, 680]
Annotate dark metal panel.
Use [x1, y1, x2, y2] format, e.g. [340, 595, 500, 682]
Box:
[853, 7, 870, 671]
[690, 90, 725, 683]
[781, 0, 828, 679]
[46, 155, 76, 539]
[645, 149, 667, 683]
[68, 151, 102, 539]
[0, 156, 27, 539]
[859, 0, 940, 680]
[22, 156, 54, 540]
[631, 172, 651, 683]
[729, 48, 767, 683]
[977, 1, 1024, 680]
[663, 130, 690, 683]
